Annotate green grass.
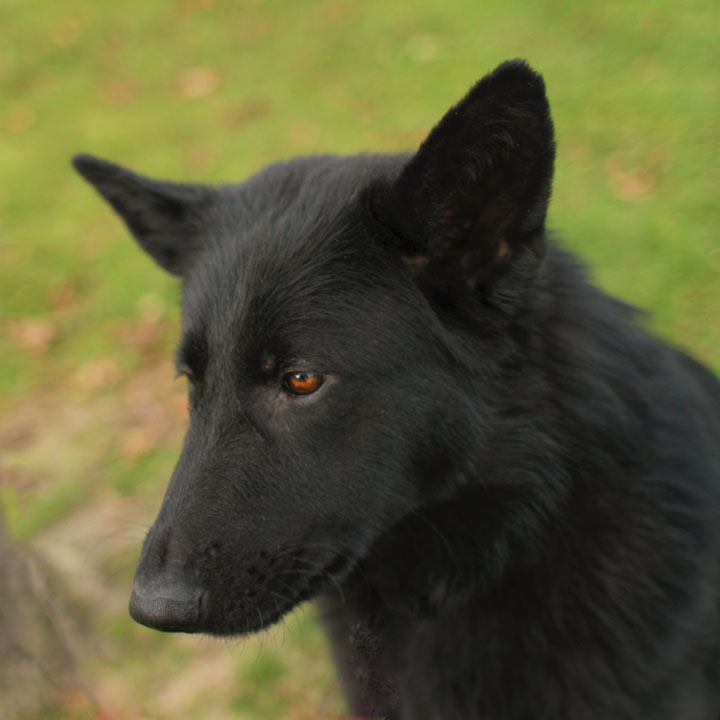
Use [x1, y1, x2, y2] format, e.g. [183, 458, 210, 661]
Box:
[1, 0, 718, 718]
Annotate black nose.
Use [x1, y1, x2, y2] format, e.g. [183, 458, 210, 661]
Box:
[129, 578, 203, 632]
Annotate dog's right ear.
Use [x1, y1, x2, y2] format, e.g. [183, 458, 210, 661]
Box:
[72, 154, 215, 275]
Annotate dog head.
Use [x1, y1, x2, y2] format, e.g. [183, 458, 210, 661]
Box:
[73, 59, 554, 634]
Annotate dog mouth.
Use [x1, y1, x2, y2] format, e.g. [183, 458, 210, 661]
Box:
[198, 549, 352, 636]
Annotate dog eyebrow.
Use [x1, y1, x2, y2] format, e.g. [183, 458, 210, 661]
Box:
[175, 331, 208, 380]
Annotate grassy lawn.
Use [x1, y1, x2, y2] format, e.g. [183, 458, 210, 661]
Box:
[1, 0, 718, 718]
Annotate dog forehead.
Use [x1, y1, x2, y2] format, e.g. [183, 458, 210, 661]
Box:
[180, 183, 404, 356]
[182, 223, 353, 334]
[175, 152, 449, 372]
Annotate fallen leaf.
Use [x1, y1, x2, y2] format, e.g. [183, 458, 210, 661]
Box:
[117, 319, 163, 352]
[48, 280, 78, 311]
[0, 464, 40, 493]
[5, 104, 36, 134]
[184, 143, 216, 172]
[220, 99, 272, 128]
[177, 66, 220, 98]
[7, 319, 56, 353]
[99, 78, 136, 106]
[605, 153, 655, 202]
[0, 422, 36, 451]
[119, 427, 159, 460]
[73, 359, 121, 391]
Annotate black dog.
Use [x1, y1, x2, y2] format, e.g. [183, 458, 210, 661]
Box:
[74, 60, 720, 719]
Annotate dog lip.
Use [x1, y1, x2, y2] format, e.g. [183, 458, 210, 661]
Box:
[214, 554, 351, 636]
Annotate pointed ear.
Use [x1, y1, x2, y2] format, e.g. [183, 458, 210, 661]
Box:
[72, 154, 215, 275]
[374, 60, 555, 294]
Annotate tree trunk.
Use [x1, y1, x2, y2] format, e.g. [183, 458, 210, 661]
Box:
[0, 512, 82, 719]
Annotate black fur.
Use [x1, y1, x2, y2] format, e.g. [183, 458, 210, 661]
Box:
[73, 60, 720, 719]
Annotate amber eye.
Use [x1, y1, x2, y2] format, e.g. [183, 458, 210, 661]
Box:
[282, 371, 324, 396]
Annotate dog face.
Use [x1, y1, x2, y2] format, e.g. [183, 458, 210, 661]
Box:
[73, 59, 554, 635]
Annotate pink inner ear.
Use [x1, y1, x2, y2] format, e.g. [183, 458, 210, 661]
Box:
[438, 190, 515, 260]
[401, 255, 432, 276]
[428, 188, 518, 288]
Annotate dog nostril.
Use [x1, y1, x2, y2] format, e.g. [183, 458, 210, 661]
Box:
[129, 578, 203, 633]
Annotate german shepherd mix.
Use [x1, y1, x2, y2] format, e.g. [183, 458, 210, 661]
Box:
[74, 61, 720, 719]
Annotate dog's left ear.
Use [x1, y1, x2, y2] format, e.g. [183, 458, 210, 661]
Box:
[72, 154, 215, 275]
[373, 60, 555, 303]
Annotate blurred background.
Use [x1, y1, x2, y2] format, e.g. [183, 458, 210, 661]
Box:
[1, 0, 718, 718]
